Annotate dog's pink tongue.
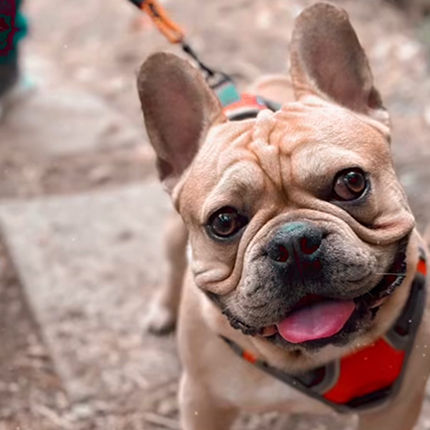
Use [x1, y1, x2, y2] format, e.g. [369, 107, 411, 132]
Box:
[276, 300, 355, 344]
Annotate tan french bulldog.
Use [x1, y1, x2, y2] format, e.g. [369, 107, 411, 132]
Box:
[137, 3, 430, 429]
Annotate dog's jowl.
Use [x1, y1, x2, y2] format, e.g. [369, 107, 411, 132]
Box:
[137, 3, 430, 430]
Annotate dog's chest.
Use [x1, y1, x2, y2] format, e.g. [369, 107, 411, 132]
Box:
[207, 353, 332, 415]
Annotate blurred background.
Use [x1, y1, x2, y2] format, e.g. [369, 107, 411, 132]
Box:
[0, 0, 430, 429]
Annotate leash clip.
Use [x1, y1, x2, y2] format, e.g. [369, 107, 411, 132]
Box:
[206, 71, 242, 107]
[181, 41, 241, 107]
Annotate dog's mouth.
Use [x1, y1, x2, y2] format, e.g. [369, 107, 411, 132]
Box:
[209, 237, 409, 348]
[254, 247, 406, 346]
[261, 295, 356, 343]
[260, 246, 408, 346]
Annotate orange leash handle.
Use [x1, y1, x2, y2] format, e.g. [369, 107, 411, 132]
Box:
[140, 0, 185, 43]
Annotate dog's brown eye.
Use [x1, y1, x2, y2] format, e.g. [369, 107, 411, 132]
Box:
[208, 207, 248, 239]
[333, 169, 367, 201]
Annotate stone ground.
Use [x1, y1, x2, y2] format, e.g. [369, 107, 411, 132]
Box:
[1, 0, 430, 429]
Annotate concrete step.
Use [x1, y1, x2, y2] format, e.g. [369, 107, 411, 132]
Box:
[0, 183, 179, 409]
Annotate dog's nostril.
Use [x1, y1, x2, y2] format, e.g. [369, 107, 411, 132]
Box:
[300, 237, 321, 255]
[275, 245, 289, 262]
[267, 244, 290, 262]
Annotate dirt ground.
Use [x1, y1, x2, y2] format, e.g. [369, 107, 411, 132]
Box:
[1, 0, 430, 429]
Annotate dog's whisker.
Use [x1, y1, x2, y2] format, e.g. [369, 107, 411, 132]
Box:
[375, 272, 407, 276]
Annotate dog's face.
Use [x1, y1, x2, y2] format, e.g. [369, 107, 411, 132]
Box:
[138, 3, 415, 354]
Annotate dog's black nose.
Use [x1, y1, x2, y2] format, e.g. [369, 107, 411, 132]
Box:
[266, 222, 323, 265]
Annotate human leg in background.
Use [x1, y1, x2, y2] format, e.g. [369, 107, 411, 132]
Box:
[0, 0, 28, 116]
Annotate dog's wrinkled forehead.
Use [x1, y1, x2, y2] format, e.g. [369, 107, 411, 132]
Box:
[176, 98, 391, 217]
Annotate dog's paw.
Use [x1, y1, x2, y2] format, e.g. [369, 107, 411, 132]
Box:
[143, 302, 176, 335]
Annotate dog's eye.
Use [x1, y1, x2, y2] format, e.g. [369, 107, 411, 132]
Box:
[207, 207, 248, 239]
[332, 169, 367, 201]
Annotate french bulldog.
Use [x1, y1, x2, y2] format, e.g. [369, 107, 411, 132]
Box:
[137, 3, 430, 429]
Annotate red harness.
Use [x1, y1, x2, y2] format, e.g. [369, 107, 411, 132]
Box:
[323, 337, 405, 405]
[223, 251, 427, 412]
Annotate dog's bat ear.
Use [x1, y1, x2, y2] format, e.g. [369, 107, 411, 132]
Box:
[137, 53, 225, 193]
[290, 3, 389, 127]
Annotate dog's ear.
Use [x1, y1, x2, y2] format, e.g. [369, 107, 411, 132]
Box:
[137, 53, 225, 193]
[290, 3, 389, 126]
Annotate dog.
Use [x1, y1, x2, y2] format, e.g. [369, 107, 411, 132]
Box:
[137, 3, 430, 429]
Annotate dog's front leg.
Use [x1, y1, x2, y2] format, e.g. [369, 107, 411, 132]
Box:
[145, 211, 188, 334]
[179, 373, 239, 430]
